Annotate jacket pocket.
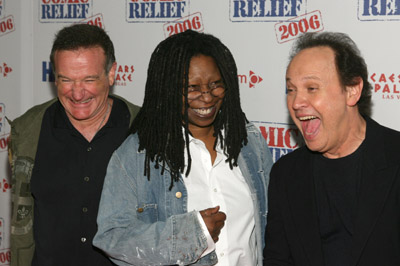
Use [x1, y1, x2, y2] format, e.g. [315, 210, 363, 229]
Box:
[136, 203, 158, 223]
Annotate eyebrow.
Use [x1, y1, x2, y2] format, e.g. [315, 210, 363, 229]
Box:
[286, 75, 322, 82]
[57, 74, 100, 80]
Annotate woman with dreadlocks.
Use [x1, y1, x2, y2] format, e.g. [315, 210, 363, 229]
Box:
[93, 30, 273, 266]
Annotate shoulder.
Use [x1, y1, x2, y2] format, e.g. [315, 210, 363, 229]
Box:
[114, 133, 144, 162]
[369, 118, 400, 163]
[245, 122, 265, 142]
[11, 99, 56, 128]
[110, 94, 140, 122]
[272, 146, 309, 173]
[10, 99, 57, 136]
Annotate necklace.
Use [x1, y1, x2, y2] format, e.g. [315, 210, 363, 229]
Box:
[95, 100, 111, 134]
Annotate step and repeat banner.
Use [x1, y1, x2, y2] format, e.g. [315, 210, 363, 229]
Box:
[1, 0, 399, 263]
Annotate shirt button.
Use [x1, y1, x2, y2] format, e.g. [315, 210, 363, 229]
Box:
[175, 192, 182, 199]
[82, 207, 88, 213]
[84, 176, 90, 182]
[137, 207, 144, 213]
[81, 237, 86, 243]
[87, 147, 92, 152]
[213, 188, 217, 192]
[220, 252, 224, 257]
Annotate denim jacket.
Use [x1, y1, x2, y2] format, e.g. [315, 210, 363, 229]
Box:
[93, 122, 273, 266]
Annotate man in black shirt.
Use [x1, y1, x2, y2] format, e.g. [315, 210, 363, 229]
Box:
[8, 24, 140, 266]
[263, 32, 400, 266]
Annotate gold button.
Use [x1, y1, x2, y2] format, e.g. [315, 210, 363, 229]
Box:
[137, 207, 144, 213]
[175, 192, 182, 199]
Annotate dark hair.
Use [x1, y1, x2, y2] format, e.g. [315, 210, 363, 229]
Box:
[132, 30, 248, 189]
[289, 32, 372, 116]
[50, 24, 115, 74]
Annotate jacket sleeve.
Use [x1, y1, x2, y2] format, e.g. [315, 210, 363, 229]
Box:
[93, 151, 208, 266]
[263, 165, 294, 266]
[8, 121, 36, 266]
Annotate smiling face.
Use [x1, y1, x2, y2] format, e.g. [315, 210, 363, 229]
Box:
[286, 46, 364, 158]
[185, 55, 224, 135]
[54, 46, 116, 126]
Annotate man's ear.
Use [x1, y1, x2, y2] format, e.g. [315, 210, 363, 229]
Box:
[108, 62, 117, 86]
[346, 77, 363, 107]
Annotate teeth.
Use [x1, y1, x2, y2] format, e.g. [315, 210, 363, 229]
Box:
[72, 97, 92, 104]
[193, 107, 213, 115]
[299, 115, 317, 121]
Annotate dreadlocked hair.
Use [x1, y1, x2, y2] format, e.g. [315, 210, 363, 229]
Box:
[131, 30, 248, 189]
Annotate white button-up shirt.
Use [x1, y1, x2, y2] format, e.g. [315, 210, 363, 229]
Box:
[182, 134, 256, 266]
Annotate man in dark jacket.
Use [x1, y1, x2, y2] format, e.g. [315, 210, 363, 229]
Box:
[264, 32, 400, 266]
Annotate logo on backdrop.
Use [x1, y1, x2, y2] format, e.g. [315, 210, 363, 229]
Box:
[230, 0, 307, 22]
[115, 64, 135, 87]
[0, 179, 10, 193]
[79, 13, 104, 28]
[126, 0, 190, 23]
[238, 71, 263, 88]
[275, 10, 323, 43]
[253, 121, 303, 162]
[0, 103, 10, 153]
[358, 0, 400, 20]
[0, 15, 14, 37]
[370, 72, 400, 100]
[39, 0, 93, 23]
[163, 12, 203, 37]
[0, 63, 12, 77]
[42, 61, 55, 82]
[0, 247, 11, 265]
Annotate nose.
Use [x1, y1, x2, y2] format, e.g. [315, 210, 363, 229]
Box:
[198, 85, 214, 102]
[289, 91, 308, 111]
[71, 80, 85, 101]
[198, 91, 213, 102]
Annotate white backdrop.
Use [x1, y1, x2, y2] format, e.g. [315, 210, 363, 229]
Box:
[1, 0, 399, 264]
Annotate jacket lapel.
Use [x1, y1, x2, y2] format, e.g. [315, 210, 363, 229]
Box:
[351, 119, 398, 266]
[287, 149, 324, 266]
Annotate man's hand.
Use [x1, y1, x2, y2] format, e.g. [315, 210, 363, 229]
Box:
[200, 206, 226, 243]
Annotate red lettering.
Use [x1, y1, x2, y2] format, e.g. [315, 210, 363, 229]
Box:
[259, 126, 268, 141]
[379, 73, 386, 82]
[284, 128, 299, 149]
[0, 137, 7, 149]
[0, 250, 11, 263]
[370, 73, 376, 82]
[394, 84, 399, 93]
[374, 83, 381, 92]
[7, 18, 13, 30]
[389, 74, 395, 83]
[383, 84, 390, 93]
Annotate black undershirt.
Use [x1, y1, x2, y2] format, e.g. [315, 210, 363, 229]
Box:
[31, 98, 130, 266]
[313, 143, 364, 266]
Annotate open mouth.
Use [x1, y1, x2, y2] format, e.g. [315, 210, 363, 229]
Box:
[71, 97, 93, 104]
[298, 115, 320, 139]
[192, 106, 215, 116]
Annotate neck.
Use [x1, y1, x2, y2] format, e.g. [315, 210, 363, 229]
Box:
[189, 125, 215, 143]
[323, 112, 366, 159]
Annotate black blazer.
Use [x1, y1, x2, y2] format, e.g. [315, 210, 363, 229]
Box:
[263, 117, 400, 266]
